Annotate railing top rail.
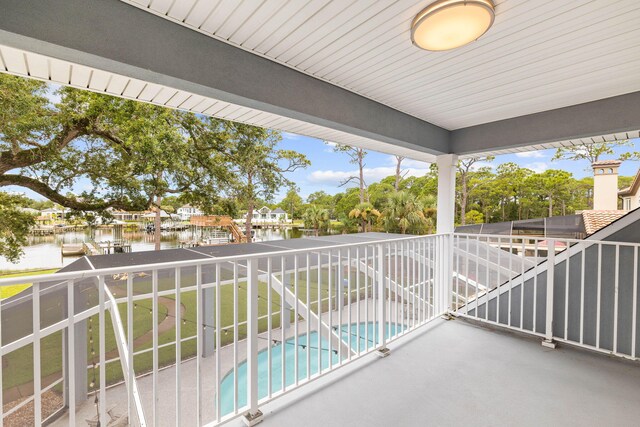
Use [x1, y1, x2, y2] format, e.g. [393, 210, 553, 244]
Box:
[454, 232, 640, 248]
[0, 233, 447, 287]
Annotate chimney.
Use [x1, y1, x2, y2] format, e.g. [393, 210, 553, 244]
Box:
[592, 160, 621, 210]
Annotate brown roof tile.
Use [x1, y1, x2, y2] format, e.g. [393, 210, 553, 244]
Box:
[591, 159, 622, 167]
[581, 210, 627, 235]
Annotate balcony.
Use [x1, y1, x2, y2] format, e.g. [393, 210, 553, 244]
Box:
[1, 1, 640, 426]
[0, 229, 638, 426]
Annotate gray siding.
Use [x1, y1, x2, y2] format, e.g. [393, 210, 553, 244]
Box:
[466, 214, 640, 357]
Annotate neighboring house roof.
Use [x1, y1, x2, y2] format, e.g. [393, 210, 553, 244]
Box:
[592, 159, 622, 167]
[581, 210, 628, 235]
[259, 206, 271, 213]
[272, 208, 286, 214]
[142, 209, 170, 218]
[179, 204, 194, 209]
[619, 167, 640, 197]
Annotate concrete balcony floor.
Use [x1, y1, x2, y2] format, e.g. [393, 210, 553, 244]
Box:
[235, 318, 640, 427]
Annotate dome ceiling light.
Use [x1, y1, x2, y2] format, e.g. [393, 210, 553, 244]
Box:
[411, 0, 495, 51]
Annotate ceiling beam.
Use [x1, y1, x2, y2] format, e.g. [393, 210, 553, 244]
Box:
[451, 91, 640, 155]
[0, 0, 449, 157]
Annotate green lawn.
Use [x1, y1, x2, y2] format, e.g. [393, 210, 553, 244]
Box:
[0, 269, 58, 299]
[2, 295, 169, 391]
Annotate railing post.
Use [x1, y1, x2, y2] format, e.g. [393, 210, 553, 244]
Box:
[243, 258, 263, 426]
[66, 281, 76, 427]
[98, 276, 107, 427]
[33, 283, 41, 426]
[63, 280, 88, 408]
[377, 243, 390, 357]
[542, 239, 557, 349]
[445, 233, 454, 316]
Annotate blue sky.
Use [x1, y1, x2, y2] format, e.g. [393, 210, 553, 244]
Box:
[6, 131, 640, 203]
[278, 134, 640, 201]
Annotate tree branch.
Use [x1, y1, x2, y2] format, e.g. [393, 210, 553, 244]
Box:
[0, 174, 144, 211]
[91, 128, 131, 154]
[0, 122, 88, 173]
[339, 176, 360, 187]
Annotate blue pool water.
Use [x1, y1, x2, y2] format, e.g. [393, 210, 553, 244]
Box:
[219, 322, 404, 415]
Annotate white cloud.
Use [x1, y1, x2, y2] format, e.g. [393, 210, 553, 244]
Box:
[324, 141, 338, 152]
[404, 158, 431, 168]
[281, 132, 302, 140]
[524, 162, 549, 173]
[470, 161, 495, 171]
[515, 151, 546, 158]
[386, 155, 430, 168]
[308, 166, 429, 185]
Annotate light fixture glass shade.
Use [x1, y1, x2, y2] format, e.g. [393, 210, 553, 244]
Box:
[411, 0, 495, 51]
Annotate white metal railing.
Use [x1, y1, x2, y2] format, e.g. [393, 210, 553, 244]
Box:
[0, 233, 448, 426]
[5, 231, 635, 426]
[452, 233, 639, 361]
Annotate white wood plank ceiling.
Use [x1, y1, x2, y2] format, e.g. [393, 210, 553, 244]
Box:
[122, 0, 640, 131]
[0, 44, 430, 161]
[1, 42, 635, 162]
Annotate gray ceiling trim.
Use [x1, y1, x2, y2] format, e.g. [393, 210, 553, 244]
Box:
[451, 91, 640, 155]
[0, 0, 449, 156]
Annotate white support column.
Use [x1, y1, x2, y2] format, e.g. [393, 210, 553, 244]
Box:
[436, 154, 457, 315]
[436, 154, 458, 235]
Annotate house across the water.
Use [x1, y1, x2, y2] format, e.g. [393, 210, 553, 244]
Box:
[242, 206, 289, 224]
[177, 204, 204, 221]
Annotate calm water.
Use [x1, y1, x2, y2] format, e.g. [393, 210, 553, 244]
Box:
[0, 227, 304, 271]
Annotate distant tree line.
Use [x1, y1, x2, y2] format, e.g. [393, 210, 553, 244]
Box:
[295, 142, 637, 235]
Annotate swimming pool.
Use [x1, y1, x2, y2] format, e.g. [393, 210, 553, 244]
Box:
[219, 322, 404, 416]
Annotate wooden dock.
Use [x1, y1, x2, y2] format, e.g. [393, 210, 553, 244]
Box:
[61, 240, 132, 257]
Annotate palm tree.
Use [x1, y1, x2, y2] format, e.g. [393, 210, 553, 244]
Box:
[348, 202, 381, 233]
[421, 194, 437, 234]
[382, 191, 426, 234]
[303, 205, 329, 236]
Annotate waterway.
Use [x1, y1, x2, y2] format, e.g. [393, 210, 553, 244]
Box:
[0, 227, 304, 272]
